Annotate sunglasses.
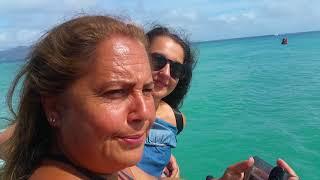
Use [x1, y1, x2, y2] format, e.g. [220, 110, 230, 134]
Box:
[151, 53, 185, 79]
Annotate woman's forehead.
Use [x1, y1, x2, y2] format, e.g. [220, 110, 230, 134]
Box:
[95, 36, 148, 65]
[83, 36, 152, 84]
[150, 36, 184, 63]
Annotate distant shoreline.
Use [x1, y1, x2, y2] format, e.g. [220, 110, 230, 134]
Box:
[0, 46, 30, 62]
[0, 59, 24, 64]
[1, 30, 320, 61]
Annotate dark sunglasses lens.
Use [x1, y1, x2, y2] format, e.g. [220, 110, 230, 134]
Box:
[151, 54, 167, 71]
[151, 53, 185, 79]
[171, 63, 185, 79]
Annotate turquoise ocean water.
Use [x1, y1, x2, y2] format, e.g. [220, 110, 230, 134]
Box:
[1, 31, 319, 179]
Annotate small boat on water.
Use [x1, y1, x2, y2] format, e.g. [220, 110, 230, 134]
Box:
[281, 37, 288, 45]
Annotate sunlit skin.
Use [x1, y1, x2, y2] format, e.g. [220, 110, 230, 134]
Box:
[150, 36, 184, 104]
[45, 35, 156, 174]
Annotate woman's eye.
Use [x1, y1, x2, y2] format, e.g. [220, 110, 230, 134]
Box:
[143, 88, 154, 96]
[103, 89, 128, 99]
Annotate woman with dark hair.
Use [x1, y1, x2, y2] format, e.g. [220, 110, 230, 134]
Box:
[136, 25, 196, 177]
[148, 26, 196, 111]
[136, 26, 299, 180]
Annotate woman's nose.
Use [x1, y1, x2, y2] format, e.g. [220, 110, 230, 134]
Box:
[159, 63, 171, 77]
[128, 93, 155, 125]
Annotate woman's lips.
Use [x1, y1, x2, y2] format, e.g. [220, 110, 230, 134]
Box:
[119, 134, 145, 147]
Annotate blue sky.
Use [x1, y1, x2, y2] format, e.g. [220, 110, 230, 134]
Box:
[0, 0, 320, 50]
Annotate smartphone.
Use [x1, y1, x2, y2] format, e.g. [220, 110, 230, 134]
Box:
[244, 156, 289, 180]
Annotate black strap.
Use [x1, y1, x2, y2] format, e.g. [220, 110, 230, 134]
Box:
[46, 154, 106, 180]
[173, 109, 184, 134]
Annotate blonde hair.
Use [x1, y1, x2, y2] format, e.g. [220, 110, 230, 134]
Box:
[1, 15, 148, 180]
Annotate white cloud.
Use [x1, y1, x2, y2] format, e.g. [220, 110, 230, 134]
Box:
[16, 29, 42, 44]
[0, 0, 101, 50]
[1, 0, 320, 49]
[0, 0, 97, 12]
[168, 10, 179, 17]
[208, 11, 256, 24]
[159, 9, 199, 25]
[242, 12, 256, 20]
[218, 15, 237, 24]
[183, 11, 198, 21]
[0, 28, 43, 50]
[0, 33, 6, 42]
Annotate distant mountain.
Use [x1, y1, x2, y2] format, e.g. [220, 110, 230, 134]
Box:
[0, 46, 30, 62]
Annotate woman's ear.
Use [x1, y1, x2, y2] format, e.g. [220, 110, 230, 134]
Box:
[41, 96, 61, 128]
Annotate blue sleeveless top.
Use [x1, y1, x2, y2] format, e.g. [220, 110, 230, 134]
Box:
[137, 118, 178, 177]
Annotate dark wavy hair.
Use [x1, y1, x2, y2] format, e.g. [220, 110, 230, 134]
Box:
[147, 26, 197, 109]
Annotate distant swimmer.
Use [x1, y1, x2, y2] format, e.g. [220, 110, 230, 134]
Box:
[281, 37, 288, 45]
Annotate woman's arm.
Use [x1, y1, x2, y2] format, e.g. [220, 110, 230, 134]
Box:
[163, 154, 180, 178]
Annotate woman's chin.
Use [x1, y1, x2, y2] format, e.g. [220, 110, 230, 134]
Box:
[122, 151, 144, 167]
[123, 145, 145, 165]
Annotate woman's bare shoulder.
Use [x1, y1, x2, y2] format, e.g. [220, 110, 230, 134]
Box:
[156, 101, 176, 126]
[156, 101, 187, 127]
[29, 160, 83, 180]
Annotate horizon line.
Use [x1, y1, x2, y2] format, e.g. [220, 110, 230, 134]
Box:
[1, 29, 319, 51]
[192, 29, 320, 44]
